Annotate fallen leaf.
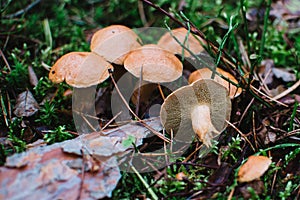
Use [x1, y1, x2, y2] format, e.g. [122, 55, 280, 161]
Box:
[272, 68, 296, 82]
[238, 155, 272, 183]
[28, 66, 38, 87]
[13, 90, 39, 117]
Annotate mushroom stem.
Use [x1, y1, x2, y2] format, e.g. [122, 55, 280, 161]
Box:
[190, 104, 217, 147]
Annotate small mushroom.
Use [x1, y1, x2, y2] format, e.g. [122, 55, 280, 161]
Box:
[160, 79, 231, 146]
[188, 68, 242, 98]
[90, 25, 142, 65]
[49, 52, 112, 88]
[124, 44, 183, 83]
[157, 27, 205, 57]
[238, 155, 272, 183]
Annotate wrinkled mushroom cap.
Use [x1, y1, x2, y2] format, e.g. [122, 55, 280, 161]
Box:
[157, 27, 205, 57]
[188, 68, 242, 98]
[90, 25, 142, 65]
[124, 44, 183, 83]
[49, 52, 112, 88]
[160, 79, 231, 141]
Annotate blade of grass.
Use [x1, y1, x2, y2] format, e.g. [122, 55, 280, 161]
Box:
[288, 102, 299, 132]
[240, 0, 251, 52]
[131, 165, 158, 200]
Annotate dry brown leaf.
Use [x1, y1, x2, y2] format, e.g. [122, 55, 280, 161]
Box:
[13, 90, 39, 117]
[238, 155, 272, 183]
[28, 66, 38, 87]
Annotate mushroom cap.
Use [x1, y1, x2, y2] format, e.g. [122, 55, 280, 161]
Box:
[160, 79, 231, 141]
[157, 27, 205, 57]
[124, 44, 183, 83]
[188, 68, 242, 98]
[238, 155, 272, 182]
[49, 52, 112, 88]
[90, 25, 142, 65]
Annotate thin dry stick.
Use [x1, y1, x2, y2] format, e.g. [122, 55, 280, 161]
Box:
[138, 0, 148, 27]
[141, 0, 239, 72]
[252, 112, 258, 150]
[4, 0, 42, 18]
[250, 85, 288, 107]
[0, 91, 9, 127]
[271, 159, 282, 195]
[6, 91, 11, 121]
[0, 49, 11, 71]
[226, 120, 256, 152]
[276, 129, 300, 141]
[157, 84, 165, 100]
[81, 114, 98, 132]
[183, 144, 203, 162]
[101, 111, 122, 130]
[273, 79, 300, 100]
[109, 72, 171, 143]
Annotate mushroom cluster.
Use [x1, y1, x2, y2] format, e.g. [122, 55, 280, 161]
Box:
[49, 25, 238, 147]
[49, 25, 188, 87]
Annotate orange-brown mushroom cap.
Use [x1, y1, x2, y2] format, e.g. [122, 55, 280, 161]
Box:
[238, 155, 272, 183]
[157, 27, 205, 57]
[49, 52, 112, 88]
[188, 68, 242, 98]
[90, 25, 141, 65]
[124, 44, 183, 83]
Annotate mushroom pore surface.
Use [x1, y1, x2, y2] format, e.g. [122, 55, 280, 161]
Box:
[160, 79, 231, 144]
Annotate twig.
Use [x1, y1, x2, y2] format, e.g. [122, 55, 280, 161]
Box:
[157, 84, 165, 100]
[250, 85, 289, 107]
[226, 120, 256, 152]
[101, 111, 122, 130]
[4, 0, 42, 18]
[141, 0, 240, 73]
[0, 90, 9, 127]
[138, 0, 148, 27]
[273, 79, 300, 100]
[0, 49, 11, 71]
[109, 70, 171, 143]
[271, 159, 282, 195]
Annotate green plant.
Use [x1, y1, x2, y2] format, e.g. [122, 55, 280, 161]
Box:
[35, 101, 58, 126]
[43, 125, 74, 144]
[221, 135, 242, 162]
[7, 118, 26, 153]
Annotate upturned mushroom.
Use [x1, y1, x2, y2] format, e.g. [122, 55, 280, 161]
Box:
[124, 44, 183, 83]
[157, 27, 205, 57]
[160, 79, 231, 147]
[49, 52, 112, 88]
[90, 25, 141, 65]
[188, 67, 242, 98]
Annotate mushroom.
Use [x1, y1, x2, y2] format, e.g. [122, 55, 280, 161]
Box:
[238, 155, 272, 183]
[160, 79, 231, 146]
[157, 27, 205, 57]
[49, 52, 112, 88]
[124, 44, 183, 83]
[90, 25, 142, 65]
[188, 68, 242, 98]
